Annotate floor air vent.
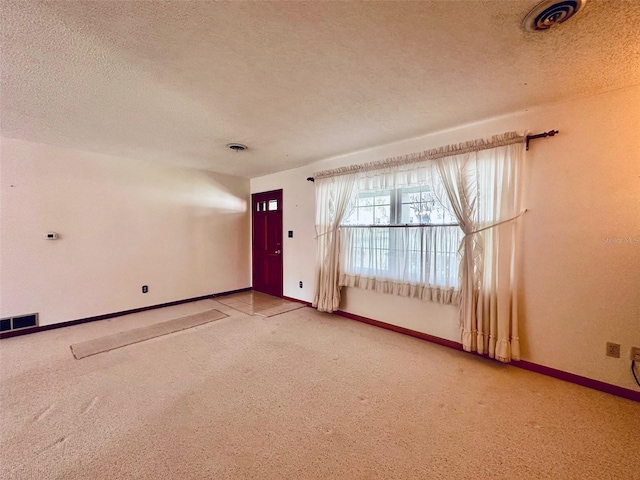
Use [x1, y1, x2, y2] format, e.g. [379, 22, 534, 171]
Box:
[0, 313, 38, 332]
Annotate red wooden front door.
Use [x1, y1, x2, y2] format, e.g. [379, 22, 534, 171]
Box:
[251, 189, 283, 297]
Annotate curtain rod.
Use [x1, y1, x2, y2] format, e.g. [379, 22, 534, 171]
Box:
[525, 129, 559, 151]
[306, 129, 558, 181]
[340, 224, 460, 228]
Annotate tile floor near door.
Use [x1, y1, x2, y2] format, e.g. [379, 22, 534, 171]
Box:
[216, 291, 305, 317]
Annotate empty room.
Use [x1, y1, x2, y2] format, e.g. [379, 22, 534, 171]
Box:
[1, 1, 639, 479]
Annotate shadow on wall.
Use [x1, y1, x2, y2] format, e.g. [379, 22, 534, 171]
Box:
[172, 171, 247, 214]
[104, 158, 248, 215]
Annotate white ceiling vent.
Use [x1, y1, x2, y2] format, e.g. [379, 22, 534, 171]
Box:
[523, 0, 587, 31]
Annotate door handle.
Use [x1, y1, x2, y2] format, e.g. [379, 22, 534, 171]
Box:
[275, 250, 281, 254]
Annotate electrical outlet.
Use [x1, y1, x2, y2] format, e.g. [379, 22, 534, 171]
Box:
[142, 285, 148, 294]
[299, 281, 303, 288]
[606, 342, 620, 358]
[630, 347, 640, 361]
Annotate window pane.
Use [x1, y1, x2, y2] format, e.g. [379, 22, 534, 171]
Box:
[401, 188, 431, 224]
[268, 199, 278, 211]
[374, 192, 390, 206]
[374, 205, 390, 224]
[358, 193, 374, 207]
[359, 204, 374, 224]
[421, 191, 433, 203]
[401, 185, 423, 202]
[398, 187, 459, 225]
[401, 200, 432, 224]
[343, 208, 358, 225]
[400, 203, 417, 224]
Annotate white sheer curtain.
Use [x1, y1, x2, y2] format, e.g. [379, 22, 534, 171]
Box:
[313, 131, 525, 362]
[339, 225, 461, 304]
[313, 173, 357, 312]
[337, 158, 462, 304]
[433, 132, 524, 362]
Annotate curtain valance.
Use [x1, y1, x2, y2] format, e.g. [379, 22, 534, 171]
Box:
[313, 131, 525, 181]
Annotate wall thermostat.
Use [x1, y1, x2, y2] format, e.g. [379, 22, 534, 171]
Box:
[44, 232, 59, 240]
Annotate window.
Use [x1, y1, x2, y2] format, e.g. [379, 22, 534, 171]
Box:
[339, 181, 462, 301]
[315, 132, 524, 359]
[343, 185, 458, 226]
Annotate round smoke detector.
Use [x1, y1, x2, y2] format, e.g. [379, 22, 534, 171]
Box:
[522, 0, 587, 32]
[226, 143, 247, 151]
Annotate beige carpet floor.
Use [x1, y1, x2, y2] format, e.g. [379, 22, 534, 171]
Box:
[1, 298, 639, 479]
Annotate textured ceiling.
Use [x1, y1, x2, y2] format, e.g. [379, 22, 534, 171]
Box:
[2, 1, 639, 177]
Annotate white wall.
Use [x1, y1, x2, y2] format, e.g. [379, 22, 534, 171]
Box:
[0, 138, 251, 326]
[251, 85, 640, 390]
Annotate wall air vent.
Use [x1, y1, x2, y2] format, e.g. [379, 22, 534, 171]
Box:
[0, 313, 39, 332]
[522, 0, 587, 32]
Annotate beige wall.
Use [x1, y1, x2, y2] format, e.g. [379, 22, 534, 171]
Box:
[251, 85, 640, 390]
[0, 138, 251, 326]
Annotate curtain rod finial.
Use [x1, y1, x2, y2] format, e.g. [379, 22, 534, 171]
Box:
[526, 129, 559, 150]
